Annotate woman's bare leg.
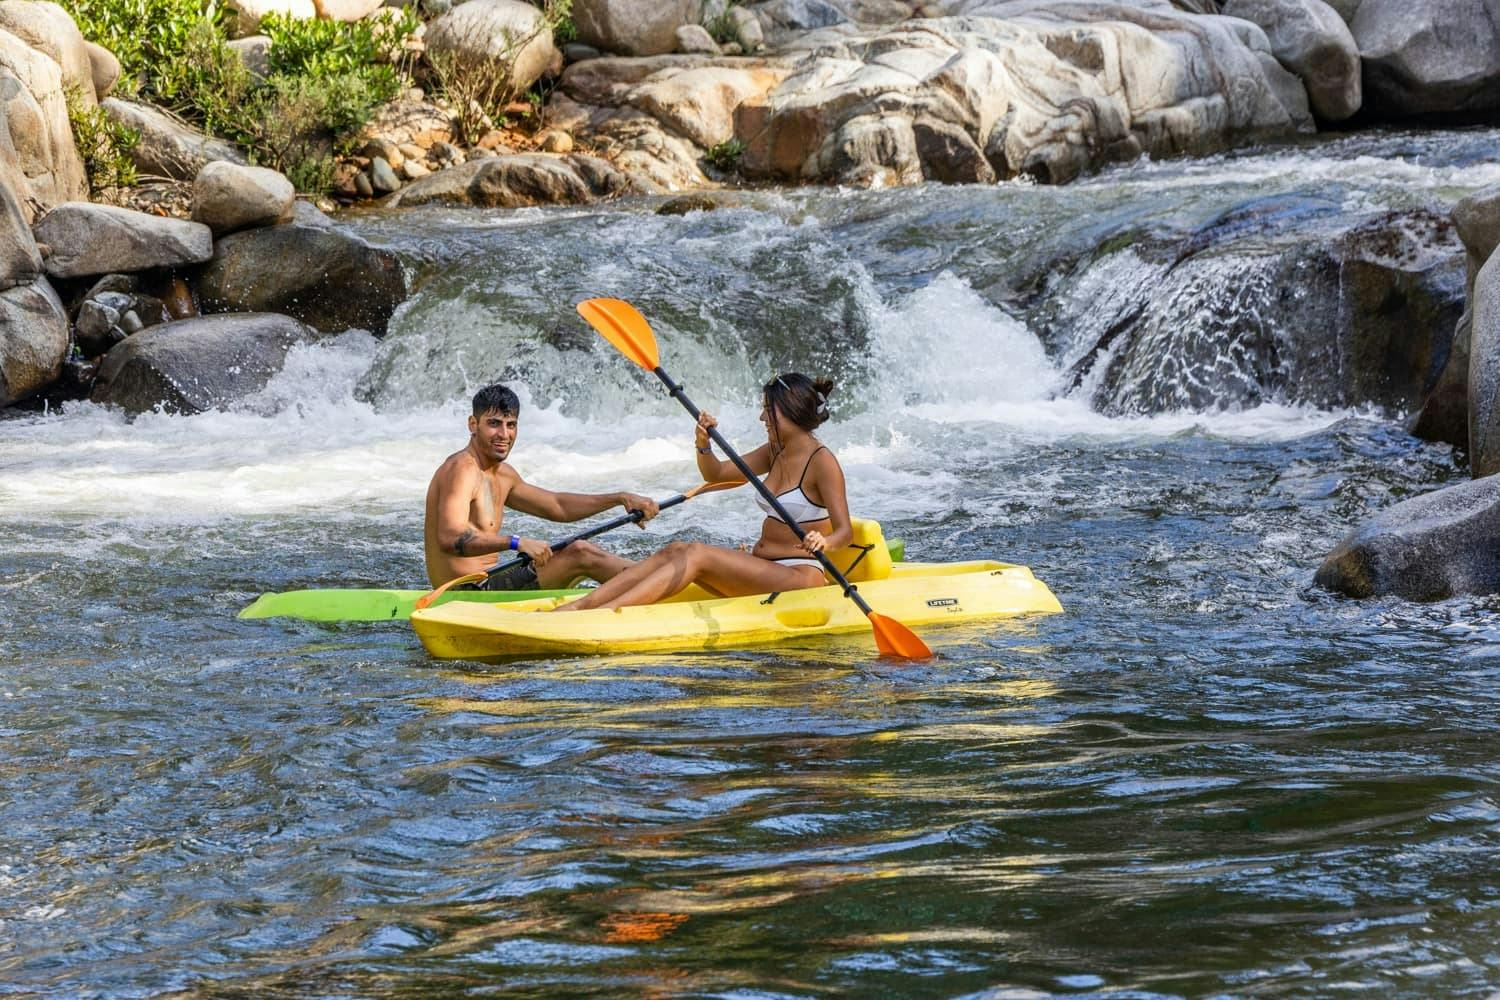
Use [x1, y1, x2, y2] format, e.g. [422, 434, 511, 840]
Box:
[558, 544, 685, 610]
[562, 541, 823, 611]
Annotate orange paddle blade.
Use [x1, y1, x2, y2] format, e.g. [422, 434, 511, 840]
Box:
[415, 571, 486, 611]
[683, 479, 746, 499]
[578, 298, 660, 371]
[869, 612, 933, 660]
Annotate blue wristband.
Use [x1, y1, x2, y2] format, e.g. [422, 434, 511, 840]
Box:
[508, 534, 520, 551]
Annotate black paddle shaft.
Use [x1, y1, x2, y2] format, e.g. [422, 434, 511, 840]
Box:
[484, 493, 687, 579]
[652, 366, 875, 615]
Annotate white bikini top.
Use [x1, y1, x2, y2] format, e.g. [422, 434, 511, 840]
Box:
[755, 446, 830, 525]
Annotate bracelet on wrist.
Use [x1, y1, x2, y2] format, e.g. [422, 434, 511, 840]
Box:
[696, 444, 712, 455]
[508, 534, 520, 551]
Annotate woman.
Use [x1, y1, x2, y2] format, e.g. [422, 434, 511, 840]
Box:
[557, 373, 851, 611]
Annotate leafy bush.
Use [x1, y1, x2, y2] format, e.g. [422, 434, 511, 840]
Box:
[704, 0, 739, 45]
[64, 0, 228, 97]
[60, 0, 420, 192]
[705, 138, 744, 171]
[65, 85, 139, 192]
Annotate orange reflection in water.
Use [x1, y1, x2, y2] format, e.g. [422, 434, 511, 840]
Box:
[600, 910, 689, 943]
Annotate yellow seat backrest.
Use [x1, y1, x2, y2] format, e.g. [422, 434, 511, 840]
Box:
[824, 518, 892, 582]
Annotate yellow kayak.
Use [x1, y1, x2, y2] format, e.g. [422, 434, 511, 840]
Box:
[410, 559, 1062, 661]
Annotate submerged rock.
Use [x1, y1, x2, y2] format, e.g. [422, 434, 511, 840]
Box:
[90, 312, 313, 415]
[1053, 207, 1465, 415]
[194, 224, 407, 336]
[1315, 475, 1500, 600]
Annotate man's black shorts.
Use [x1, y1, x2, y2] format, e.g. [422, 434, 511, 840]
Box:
[458, 559, 540, 592]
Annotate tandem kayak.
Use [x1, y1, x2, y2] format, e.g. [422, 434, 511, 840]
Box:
[410, 559, 1062, 661]
[238, 536, 906, 622]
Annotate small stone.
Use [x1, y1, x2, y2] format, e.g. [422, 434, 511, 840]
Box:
[538, 129, 573, 153]
[398, 142, 426, 162]
[118, 310, 144, 334]
[404, 86, 425, 101]
[675, 24, 719, 54]
[468, 146, 496, 159]
[729, 7, 763, 51]
[478, 129, 511, 151]
[721, 41, 743, 55]
[432, 141, 461, 162]
[563, 42, 600, 62]
[402, 159, 430, 180]
[370, 156, 401, 193]
[355, 170, 375, 198]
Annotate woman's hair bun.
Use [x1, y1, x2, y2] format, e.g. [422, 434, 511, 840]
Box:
[813, 377, 835, 400]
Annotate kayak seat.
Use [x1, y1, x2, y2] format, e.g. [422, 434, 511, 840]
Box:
[824, 518, 893, 583]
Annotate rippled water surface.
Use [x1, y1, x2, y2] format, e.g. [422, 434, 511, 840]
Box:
[3, 131, 1500, 996]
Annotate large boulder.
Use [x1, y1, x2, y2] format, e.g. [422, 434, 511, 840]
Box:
[1052, 207, 1465, 415]
[558, 1, 1313, 190]
[574, 0, 701, 57]
[1315, 475, 1500, 600]
[629, 63, 792, 147]
[1219, 0, 1361, 120]
[313, 0, 381, 19]
[194, 224, 407, 336]
[191, 160, 295, 235]
[0, 27, 88, 206]
[1468, 246, 1500, 477]
[90, 312, 314, 415]
[84, 41, 120, 99]
[33, 203, 214, 278]
[1410, 182, 1500, 448]
[388, 152, 644, 208]
[102, 99, 249, 181]
[425, 0, 560, 94]
[0, 275, 67, 406]
[0, 1, 96, 102]
[0, 171, 41, 288]
[1350, 0, 1500, 117]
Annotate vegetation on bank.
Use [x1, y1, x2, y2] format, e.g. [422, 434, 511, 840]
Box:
[59, 0, 571, 192]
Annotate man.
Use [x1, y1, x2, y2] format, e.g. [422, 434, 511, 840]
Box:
[424, 384, 659, 589]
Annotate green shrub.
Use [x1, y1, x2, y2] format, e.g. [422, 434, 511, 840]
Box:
[704, 0, 739, 45]
[64, 0, 228, 97]
[705, 137, 744, 171]
[65, 85, 139, 192]
[60, 0, 421, 192]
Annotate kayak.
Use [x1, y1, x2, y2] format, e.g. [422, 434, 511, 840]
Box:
[410, 559, 1062, 660]
[237, 587, 583, 622]
[238, 537, 906, 622]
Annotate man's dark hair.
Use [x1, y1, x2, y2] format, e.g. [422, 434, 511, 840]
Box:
[472, 384, 520, 418]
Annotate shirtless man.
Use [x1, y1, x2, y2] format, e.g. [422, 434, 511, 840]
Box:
[424, 384, 659, 589]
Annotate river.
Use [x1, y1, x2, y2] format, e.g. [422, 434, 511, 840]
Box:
[2, 129, 1498, 995]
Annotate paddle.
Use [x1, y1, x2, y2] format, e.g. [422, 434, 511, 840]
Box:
[576, 297, 934, 660]
[415, 480, 743, 610]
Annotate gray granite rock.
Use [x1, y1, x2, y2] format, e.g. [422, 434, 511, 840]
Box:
[1315, 475, 1500, 599]
[194, 223, 407, 336]
[33, 203, 213, 278]
[90, 312, 314, 415]
[0, 275, 68, 406]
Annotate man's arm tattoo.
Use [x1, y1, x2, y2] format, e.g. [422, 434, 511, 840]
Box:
[454, 528, 476, 556]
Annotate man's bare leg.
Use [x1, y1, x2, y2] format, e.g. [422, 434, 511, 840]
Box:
[534, 539, 632, 588]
